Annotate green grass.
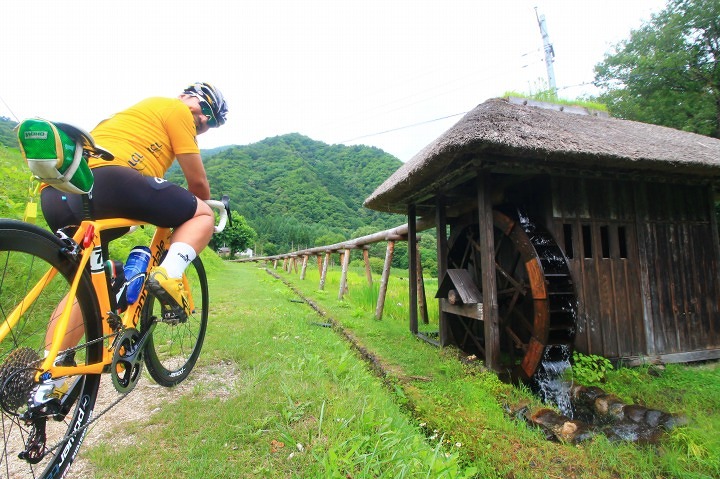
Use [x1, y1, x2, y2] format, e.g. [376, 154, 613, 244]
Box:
[502, 90, 608, 112]
[82, 261, 719, 479]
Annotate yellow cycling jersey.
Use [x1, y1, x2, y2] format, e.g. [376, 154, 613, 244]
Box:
[88, 97, 199, 177]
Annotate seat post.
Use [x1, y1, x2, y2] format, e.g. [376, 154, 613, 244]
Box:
[81, 191, 94, 221]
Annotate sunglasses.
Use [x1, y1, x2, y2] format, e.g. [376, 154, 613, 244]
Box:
[199, 100, 219, 128]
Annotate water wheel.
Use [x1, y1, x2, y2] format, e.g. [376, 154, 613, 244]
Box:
[446, 209, 577, 379]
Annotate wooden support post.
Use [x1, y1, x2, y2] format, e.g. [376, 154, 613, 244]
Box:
[363, 247, 373, 286]
[632, 182, 656, 355]
[416, 240, 429, 325]
[408, 204, 418, 335]
[273, 259, 278, 270]
[338, 248, 352, 300]
[436, 196, 450, 345]
[477, 172, 500, 371]
[319, 251, 330, 290]
[376, 241, 395, 320]
[317, 255, 323, 275]
[300, 255, 309, 280]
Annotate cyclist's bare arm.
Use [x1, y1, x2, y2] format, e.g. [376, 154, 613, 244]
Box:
[176, 152, 210, 200]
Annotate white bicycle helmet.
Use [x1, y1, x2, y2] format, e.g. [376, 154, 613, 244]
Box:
[183, 82, 228, 127]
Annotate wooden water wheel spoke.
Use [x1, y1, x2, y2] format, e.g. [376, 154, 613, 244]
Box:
[504, 326, 528, 351]
[495, 261, 526, 295]
[508, 308, 535, 337]
[445, 209, 577, 380]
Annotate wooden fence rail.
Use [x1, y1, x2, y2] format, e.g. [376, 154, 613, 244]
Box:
[235, 218, 433, 322]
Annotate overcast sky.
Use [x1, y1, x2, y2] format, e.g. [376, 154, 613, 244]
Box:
[1, 0, 667, 162]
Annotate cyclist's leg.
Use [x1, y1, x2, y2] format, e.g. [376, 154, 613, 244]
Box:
[161, 199, 214, 277]
[45, 295, 86, 352]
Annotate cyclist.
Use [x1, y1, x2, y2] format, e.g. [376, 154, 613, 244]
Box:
[41, 82, 228, 348]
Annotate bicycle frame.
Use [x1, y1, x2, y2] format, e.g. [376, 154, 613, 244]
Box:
[1, 217, 177, 381]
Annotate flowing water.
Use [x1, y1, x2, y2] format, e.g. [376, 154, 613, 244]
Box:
[534, 345, 574, 417]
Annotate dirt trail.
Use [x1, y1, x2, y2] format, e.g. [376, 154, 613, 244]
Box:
[69, 361, 240, 478]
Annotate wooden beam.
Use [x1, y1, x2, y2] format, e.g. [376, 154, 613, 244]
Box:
[319, 251, 330, 291]
[338, 248, 351, 300]
[363, 248, 373, 286]
[376, 241, 395, 320]
[634, 182, 656, 355]
[409, 203, 418, 335]
[477, 171, 500, 371]
[300, 255, 308, 280]
[416, 241, 429, 324]
[436, 195, 451, 346]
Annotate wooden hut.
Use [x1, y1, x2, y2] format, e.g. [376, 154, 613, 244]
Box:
[363, 97, 720, 379]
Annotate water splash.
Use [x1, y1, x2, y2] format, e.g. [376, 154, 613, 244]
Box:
[534, 345, 573, 417]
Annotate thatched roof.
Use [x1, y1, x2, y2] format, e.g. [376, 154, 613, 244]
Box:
[364, 97, 720, 214]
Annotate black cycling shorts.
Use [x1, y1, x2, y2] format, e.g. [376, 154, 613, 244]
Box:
[41, 166, 198, 235]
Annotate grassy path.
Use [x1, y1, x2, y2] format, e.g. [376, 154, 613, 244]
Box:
[79, 261, 719, 479]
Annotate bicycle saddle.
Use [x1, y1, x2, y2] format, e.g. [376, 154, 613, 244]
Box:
[54, 122, 115, 161]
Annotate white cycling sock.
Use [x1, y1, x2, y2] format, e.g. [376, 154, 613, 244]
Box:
[160, 242, 197, 278]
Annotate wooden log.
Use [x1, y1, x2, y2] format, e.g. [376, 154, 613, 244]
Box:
[436, 196, 450, 346]
[300, 255, 308, 280]
[375, 241, 395, 320]
[477, 172, 500, 372]
[338, 248, 352, 300]
[363, 247, 373, 286]
[319, 251, 330, 290]
[408, 204, 418, 334]
[416, 241, 429, 325]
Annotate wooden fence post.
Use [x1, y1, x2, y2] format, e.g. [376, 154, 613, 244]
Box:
[338, 248, 352, 300]
[416, 240, 429, 324]
[363, 247, 373, 286]
[375, 241, 395, 320]
[408, 204, 418, 335]
[319, 251, 330, 290]
[300, 255, 308, 280]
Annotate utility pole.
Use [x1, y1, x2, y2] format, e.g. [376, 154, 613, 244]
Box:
[535, 7, 557, 96]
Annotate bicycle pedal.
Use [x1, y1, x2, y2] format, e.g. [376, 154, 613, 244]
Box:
[161, 307, 187, 323]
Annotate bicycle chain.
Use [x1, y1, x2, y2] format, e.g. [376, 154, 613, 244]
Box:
[8, 331, 130, 463]
[38, 388, 131, 461]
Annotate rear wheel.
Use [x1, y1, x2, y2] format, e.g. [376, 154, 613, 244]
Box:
[0, 219, 102, 478]
[142, 256, 208, 386]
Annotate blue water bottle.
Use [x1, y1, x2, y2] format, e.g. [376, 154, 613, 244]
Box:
[124, 246, 151, 304]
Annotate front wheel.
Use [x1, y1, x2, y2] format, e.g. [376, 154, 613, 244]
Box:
[142, 256, 208, 386]
[0, 219, 102, 478]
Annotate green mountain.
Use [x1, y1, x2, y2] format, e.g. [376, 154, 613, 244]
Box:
[169, 133, 404, 253]
[0, 117, 18, 148]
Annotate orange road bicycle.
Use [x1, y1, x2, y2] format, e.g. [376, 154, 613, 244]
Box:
[0, 124, 230, 478]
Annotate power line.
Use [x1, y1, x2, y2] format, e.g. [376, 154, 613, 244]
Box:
[0, 94, 19, 122]
[340, 111, 468, 143]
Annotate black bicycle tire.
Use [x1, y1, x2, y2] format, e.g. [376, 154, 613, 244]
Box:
[142, 256, 208, 387]
[0, 219, 102, 479]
